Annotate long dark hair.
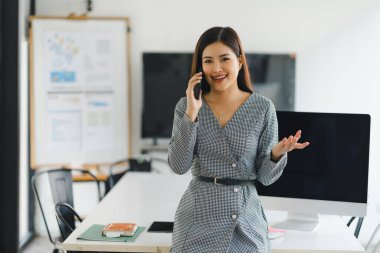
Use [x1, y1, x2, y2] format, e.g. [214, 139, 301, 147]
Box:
[191, 27, 253, 94]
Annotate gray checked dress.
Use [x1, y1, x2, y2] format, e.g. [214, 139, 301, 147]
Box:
[168, 93, 287, 253]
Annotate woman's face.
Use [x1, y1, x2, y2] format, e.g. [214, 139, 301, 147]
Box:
[201, 41, 242, 93]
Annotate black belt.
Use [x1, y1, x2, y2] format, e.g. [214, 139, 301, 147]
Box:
[194, 176, 255, 186]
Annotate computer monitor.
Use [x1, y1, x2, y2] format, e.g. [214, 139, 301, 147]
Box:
[256, 111, 371, 231]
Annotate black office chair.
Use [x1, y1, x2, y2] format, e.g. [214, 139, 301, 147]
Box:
[107, 155, 168, 188]
[106, 158, 130, 191]
[347, 216, 364, 238]
[55, 202, 83, 241]
[106, 155, 171, 194]
[32, 168, 102, 252]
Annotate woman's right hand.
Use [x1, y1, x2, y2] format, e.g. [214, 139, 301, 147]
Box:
[185, 72, 203, 122]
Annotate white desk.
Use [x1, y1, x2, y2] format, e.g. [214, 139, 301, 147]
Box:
[63, 172, 365, 252]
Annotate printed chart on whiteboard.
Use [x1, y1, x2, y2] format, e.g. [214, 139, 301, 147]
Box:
[30, 17, 130, 167]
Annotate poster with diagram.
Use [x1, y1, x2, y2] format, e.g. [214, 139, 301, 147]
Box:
[30, 17, 130, 167]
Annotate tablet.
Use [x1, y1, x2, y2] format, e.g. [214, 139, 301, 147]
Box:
[147, 221, 174, 233]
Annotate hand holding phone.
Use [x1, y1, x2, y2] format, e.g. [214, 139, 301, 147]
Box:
[186, 71, 203, 122]
[193, 71, 202, 100]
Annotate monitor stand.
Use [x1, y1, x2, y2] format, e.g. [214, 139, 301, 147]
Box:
[270, 212, 319, 232]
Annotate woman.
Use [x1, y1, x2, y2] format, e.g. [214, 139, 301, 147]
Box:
[168, 26, 309, 253]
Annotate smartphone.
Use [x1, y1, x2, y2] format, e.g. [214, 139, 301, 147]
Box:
[193, 69, 202, 100]
[147, 221, 174, 233]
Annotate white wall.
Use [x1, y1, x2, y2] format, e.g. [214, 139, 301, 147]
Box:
[36, 0, 377, 155]
[296, 2, 380, 247]
[35, 0, 380, 248]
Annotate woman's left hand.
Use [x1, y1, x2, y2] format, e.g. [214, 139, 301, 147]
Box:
[271, 130, 310, 162]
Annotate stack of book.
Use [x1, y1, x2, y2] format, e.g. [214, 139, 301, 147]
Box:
[102, 223, 138, 237]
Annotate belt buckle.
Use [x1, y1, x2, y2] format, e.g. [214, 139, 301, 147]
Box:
[214, 177, 221, 185]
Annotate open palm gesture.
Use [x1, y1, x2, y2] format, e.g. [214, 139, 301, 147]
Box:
[271, 130, 310, 161]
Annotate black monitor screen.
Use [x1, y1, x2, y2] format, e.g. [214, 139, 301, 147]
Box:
[142, 53, 192, 138]
[142, 52, 295, 139]
[256, 111, 370, 204]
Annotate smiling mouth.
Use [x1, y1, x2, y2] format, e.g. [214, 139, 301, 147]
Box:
[212, 75, 227, 81]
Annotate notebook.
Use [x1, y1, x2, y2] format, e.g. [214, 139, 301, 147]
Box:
[77, 224, 144, 242]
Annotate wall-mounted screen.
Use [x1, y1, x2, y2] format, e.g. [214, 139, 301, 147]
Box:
[142, 52, 295, 140]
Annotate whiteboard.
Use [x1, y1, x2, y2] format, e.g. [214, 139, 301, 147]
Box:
[30, 17, 131, 168]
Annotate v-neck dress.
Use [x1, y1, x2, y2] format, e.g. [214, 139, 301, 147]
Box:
[168, 93, 287, 253]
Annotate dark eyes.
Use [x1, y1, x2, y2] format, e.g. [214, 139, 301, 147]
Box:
[203, 58, 230, 64]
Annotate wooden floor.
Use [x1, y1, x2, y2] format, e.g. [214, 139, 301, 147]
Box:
[21, 236, 55, 253]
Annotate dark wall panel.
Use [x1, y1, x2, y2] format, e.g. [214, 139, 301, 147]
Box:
[0, 0, 20, 252]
